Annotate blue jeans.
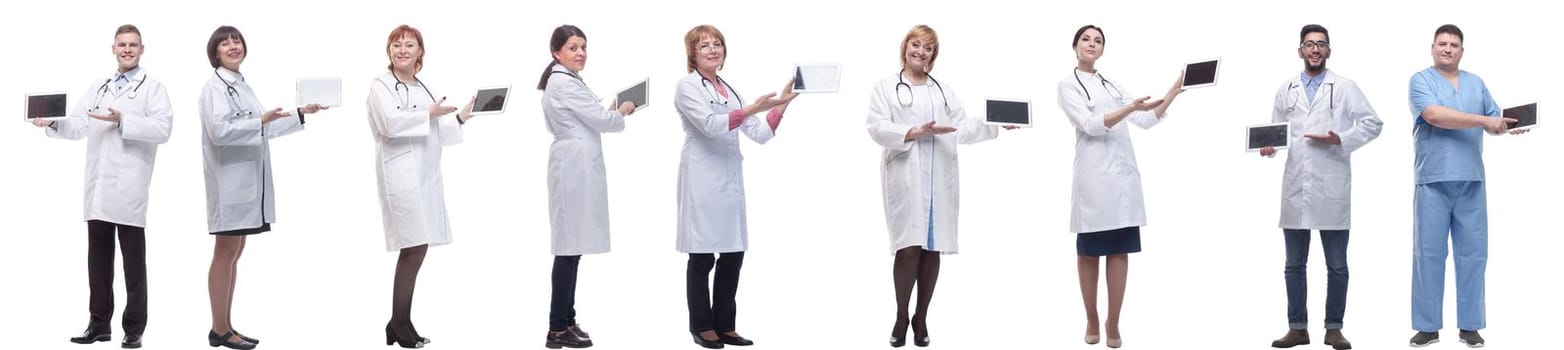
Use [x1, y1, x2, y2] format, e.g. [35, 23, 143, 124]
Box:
[1284, 229, 1349, 330]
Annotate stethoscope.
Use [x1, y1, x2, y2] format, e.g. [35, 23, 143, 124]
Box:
[699, 74, 741, 106]
[214, 69, 253, 118]
[894, 69, 948, 110]
[90, 73, 147, 111]
[376, 73, 438, 110]
[1073, 68, 1126, 108]
[1284, 81, 1336, 112]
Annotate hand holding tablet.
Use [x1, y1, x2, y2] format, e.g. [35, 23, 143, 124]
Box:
[1502, 101, 1537, 132]
[985, 98, 1030, 128]
[614, 78, 649, 113]
[25, 92, 68, 120]
[1182, 58, 1220, 89]
[296, 78, 342, 108]
[1247, 122, 1289, 153]
[791, 63, 842, 93]
[470, 85, 511, 116]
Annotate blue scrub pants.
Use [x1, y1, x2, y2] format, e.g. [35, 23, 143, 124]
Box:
[1412, 181, 1487, 332]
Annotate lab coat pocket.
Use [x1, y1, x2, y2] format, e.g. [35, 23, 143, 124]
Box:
[382, 149, 421, 202]
[219, 160, 259, 203]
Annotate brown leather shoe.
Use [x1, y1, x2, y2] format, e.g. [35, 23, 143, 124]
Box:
[1324, 329, 1352, 349]
[1271, 329, 1310, 348]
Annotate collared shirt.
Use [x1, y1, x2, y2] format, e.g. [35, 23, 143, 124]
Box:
[1300, 70, 1325, 104]
[115, 67, 142, 90]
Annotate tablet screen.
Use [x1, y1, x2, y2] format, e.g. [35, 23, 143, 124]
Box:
[617, 79, 649, 111]
[985, 99, 1030, 126]
[296, 78, 342, 107]
[792, 64, 842, 93]
[1247, 123, 1289, 150]
[26, 93, 68, 119]
[1503, 102, 1537, 129]
[1184, 59, 1219, 88]
[472, 87, 509, 114]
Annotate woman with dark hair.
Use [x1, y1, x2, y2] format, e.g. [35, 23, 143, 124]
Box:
[198, 25, 327, 350]
[1055, 24, 1185, 349]
[367, 24, 476, 349]
[537, 24, 635, 349]
[672, 24, 798, 349]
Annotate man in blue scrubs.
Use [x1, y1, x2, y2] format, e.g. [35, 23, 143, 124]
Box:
[1406, 24, 1528, 348]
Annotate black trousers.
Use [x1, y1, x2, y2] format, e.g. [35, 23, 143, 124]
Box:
[687, 252, 744, 333]
[549, 255, 581, 331]
[86, 220, 147, 335]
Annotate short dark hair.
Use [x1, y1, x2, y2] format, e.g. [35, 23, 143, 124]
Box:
[1434, 24, 1463, 42]
[1299, 24, 1329, 44]
[205, 26, 246, 69]
[115, 24, 140, 37]
[1072, 25, 1104, 48]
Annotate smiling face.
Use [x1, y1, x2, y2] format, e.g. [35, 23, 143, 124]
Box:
[1074, 27, 1104, 64]
[113, 32, 143, 72]
[552, 35, 587, 73]
[217, 36, 245, 71]
[902, 35, 937, 74]
[387, 34, 422, 74]
[1431, 33, 1463, 70]
[1298, 32, 1330, 73]
[693, 34, 725, 74]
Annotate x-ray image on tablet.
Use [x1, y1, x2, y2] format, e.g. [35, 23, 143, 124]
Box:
[1183, 58, 1220, 89]
[984, 98, 1031, 127]
[791, 63, 842, 93]
[471, 86, 510, 116]
[26, 92, 68, 120]
[1502, 101, 1537, 131]
[615, 78, 649, 112]
[1247, 122, 1289, 151]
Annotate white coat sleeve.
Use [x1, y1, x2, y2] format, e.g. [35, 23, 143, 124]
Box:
[1121, 85, 1164, 130]
[738, 108, 775, 145]
[44, 85, 98, 141]
[367, 80, 432, 139]
[118, 82, 173, 144]
[866, 83, 914, 151]
[1336, 82, 1382, 153]
[1058, 80, 1111, 136]
[262, 103, 305, 140]
[1272, 83, 1289, 124]
[675, 79, 731, 138]
[200, 83, 263, 146]
[558, 79, 625, 133]
[436, 112, 463, 146]
[946, 84, 998, 144]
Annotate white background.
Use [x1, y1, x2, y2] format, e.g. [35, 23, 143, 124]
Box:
[2, 0, 1557, 349]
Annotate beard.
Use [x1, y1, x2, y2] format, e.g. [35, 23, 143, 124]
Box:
[1306, 59, 1327, 74]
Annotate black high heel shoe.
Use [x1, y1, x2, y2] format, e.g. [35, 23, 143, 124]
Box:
[691, 332, 724, 349]
[407, 322, 431, 344]
[889, 336, 906, 348]
[384, 322, 425, 348]
[208, 330, 256, 350]
[891, 316, 909, 348]
[911, 315, 930, 347]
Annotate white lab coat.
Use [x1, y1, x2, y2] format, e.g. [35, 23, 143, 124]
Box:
[673, 72, 775, 253]
[1269, 70, 1382, 230]
[544, 65, 625, 256]
[199, 67, 305, 233]
[1057, 69, 1165, 234]
[866, 73, 998, 255]
[367, 73, 464, 251]
[44, 69, 173, 228]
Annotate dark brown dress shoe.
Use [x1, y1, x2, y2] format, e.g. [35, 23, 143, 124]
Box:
[1271, 329, 1310, 348]
[1323, 329, 1352, 349]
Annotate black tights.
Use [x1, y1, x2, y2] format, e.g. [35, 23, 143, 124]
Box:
[390, 245, 428, 339]
[892, 246, 940, 338]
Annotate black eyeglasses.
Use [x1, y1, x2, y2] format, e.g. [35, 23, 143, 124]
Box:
[1301, 40, 1330, 50]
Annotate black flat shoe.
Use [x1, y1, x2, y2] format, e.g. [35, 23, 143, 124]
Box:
[890, 336, 906, 348]
[384, 323, 425, 348]
[233, 331, 259, 345]
[208, 330, 256, 350]
[546, 329, 593, 349]
[691, 332, 725, 349]
[121, 334, 143, 349]
[70, 328, 112, 344]
[717, 333, 753, 346]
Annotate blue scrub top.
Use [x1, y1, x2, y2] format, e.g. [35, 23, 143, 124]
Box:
[1409, 67, 1500, 184]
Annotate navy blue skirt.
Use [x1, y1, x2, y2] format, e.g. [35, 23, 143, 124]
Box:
[1076, 226, 1142, 256]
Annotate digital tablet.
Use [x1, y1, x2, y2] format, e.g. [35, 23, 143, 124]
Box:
[1502, 101, 1537, 131]
[984, 98, 1031, 127]
[791, 63, 842, 93]
[25, 92, 68, 120]
[1247, 122, 1289, 152]
[615, 78, 649, 112]
[1183, 58, 1220, 89]
[471, 85, 511, 116]
[295, 78, 342, 108]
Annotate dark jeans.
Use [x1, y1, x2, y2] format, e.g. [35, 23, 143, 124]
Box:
[687, 252, 744, 333]
[1284, 229, 1348, 330]
[549, 255, 581, 331]
[86, 220, 147, 335]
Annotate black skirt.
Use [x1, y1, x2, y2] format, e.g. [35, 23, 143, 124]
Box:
[1076, 226, 1141, 256]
